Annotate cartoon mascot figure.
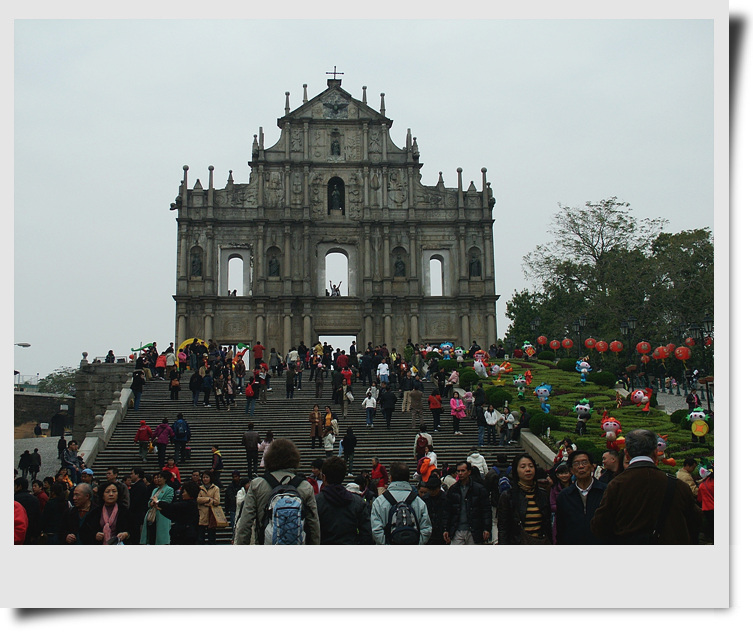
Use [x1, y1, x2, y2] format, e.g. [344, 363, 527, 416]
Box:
[534, 383, 553, 413]
[630, 388, 653, 413]
[600, 411, 624, 451]
[513, 375, 527, 399]
[575, 358, 592, 384]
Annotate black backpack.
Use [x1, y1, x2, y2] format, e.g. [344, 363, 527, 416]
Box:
[383, 490, 421, 545]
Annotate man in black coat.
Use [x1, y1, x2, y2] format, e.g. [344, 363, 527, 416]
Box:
[241, 422, 261, 478]
[128, 468, 150, 543]
[14, 478, 42, 544]
[442, 460, 492, 545]
[378, 385, 398, 429]
[419, 474, 448, 545]
[555, 450, 607, 544]
[315, 457, 373, 545]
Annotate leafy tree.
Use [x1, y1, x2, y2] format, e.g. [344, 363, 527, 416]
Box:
[37, 367, 77, 396]
[506, 198, 713, 373]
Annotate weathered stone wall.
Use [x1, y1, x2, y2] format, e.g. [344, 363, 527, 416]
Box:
[72, 358, 133, 444]
[14, 392, 75, 428]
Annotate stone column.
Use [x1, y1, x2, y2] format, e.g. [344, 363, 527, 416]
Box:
[303, 166, 310, 207]
[284, 121, 290, 160]
[363, 225, 371, 278]
[459, 226, 467, 279]
[409, 226, 417, 278]
[461, 314, 471, 348]
[384, 312, 392, 351]
[178, 225, 188, 279]
[256, 315, 265, 344]
[284, 225, 291, 278]
[204, 313, 214, 341]
[487, 314, 497, 349]
[283, 314, 292, 356]
[304, 315, 312, 346]
[383, 224, 391, 279]
[365, 313, 374, 346]
[177, 314, 186, 348]
[284, 164, 291, 211]
[411, 314, 419, 343]
[457, 168, 465, 221]
[204, 230, 215, 295]
[381, 123, 388, 162]
[484, 233, 494, 277]
[303, 122, 309, 161]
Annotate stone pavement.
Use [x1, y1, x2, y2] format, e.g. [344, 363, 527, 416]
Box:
[14, 434, 73, 481]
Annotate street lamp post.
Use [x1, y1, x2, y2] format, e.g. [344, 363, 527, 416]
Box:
[701, 314, 713, 409]
[573, 321, 581, 357]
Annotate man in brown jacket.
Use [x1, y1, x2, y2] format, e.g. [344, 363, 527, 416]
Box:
[591, 429, 701, 544]
[241, 422, 261, 478]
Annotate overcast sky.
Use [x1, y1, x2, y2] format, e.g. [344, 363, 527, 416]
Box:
[12, 16, 716, 380]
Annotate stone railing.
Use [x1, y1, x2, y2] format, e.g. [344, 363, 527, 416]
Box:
[519, 429, 556, 469]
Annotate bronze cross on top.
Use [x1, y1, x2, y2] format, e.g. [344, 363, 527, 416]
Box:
[326, 65, 344, 81]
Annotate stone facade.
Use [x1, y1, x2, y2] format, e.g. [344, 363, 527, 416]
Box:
[72, 356, 133, 444]
[171, 78, 499, 353]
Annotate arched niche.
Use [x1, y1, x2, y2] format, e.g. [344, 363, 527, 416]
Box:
[189, 245, 204, 278]
[468, 246, 483, 278]
[392, 247, 408, 278]
[327, 177, 345, 216]
[422, 249, 452, 296]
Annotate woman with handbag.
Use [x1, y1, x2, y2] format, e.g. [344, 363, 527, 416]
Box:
[141, 471, 174, 545]
[497, 454, 552, 545]
[450, 391, 466, 435]
[197, 470, 226, 544]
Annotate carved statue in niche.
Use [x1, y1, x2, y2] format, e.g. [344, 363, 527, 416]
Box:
[394, 253, 406, 277]
[469, 253, 482, 277]
[291, 128, 303, 152]
[331, 186, 342, 210]
[370, 171, 380, 191]
[348, 173, 362, 203]
[269, 254, 280, 277]
[190, 252, 203, 277]
[331, 134, 341, 156]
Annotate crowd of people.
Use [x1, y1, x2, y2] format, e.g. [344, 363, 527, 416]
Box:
[14, 428, 712, 546]
[13, 339, 713, 546]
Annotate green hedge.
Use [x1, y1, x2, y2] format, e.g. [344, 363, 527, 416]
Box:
[538, 350, 556, 361]
[557, 357, 578, 372]
[426, 351, 441, 360]
[587, 371, 616, 388]
[486, 386, 514, 409]
[459, 368, 480, 390]
[670, 409, 688, 427]
[529, 412, 561, 436]
[437, 359, 460, 372]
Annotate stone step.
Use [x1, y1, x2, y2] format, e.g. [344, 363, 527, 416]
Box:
[93, 374, 524, 543]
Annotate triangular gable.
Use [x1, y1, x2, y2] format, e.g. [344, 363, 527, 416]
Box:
[283, 82, 389, 124]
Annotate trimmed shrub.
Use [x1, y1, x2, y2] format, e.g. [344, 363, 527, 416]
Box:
[649, 392, 658, 408]
[529, 412, 561, 436]
[587, 371, 616, 388]
[670, 409, 688, 428]
[437, 359, 459, 372]
[557, 357, 578, 372]
[538, 350, 556, 361]
[425, 351, 441, 360]
[570, 437, 602, 462]
[486, 387, 514, 409]
[459, 369, 480, 390]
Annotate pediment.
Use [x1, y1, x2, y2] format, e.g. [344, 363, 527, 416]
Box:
[284, 83, 389, 124]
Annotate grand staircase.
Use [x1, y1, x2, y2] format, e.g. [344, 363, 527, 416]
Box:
[92, 371, 524, 543]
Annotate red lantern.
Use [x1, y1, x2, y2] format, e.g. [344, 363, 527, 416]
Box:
[609, 340, 624, 353]
[561, 338, 573, 349]
[653, 346, 669, 360]
[674, 346, 691, 361]
[536, 335, 547, 346]
[549, 340, 561, 350]
[640, 354, 651, 364]
[636, 341, 652, 354]
[584, 337, 596, 349]
[595, 340, 608, 353]
[666, 343, 676, 354]
[685, 337, 696, 347]
[513, 348, 524, 358]
[704, 336, 713, 347]
[129, 354, 135, 360]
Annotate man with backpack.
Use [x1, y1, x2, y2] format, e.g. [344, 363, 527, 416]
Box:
[370, 461, 432, 545]
[172, 413, 191, 463]
[234, 438, 320, 545]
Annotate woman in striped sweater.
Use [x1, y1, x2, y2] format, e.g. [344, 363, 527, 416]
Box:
[497, 453, 552, 545]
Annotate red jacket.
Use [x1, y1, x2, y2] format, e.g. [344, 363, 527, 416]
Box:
[14, 501, 27, 545]
[134, 423, 153, 443]
[428, 395, 443, 410]
[371, 463, 388, 488]
[697, 476, 714, 511]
